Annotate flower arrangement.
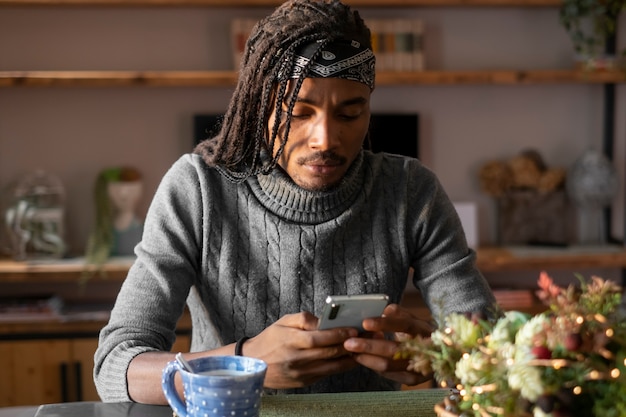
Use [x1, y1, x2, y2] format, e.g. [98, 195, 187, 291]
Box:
[396, 272, 626, 417]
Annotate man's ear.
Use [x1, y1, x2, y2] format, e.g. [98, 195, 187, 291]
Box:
[363, 130, 372, 151]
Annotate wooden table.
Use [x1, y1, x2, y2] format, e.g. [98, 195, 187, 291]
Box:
[18, 390, 452, 417]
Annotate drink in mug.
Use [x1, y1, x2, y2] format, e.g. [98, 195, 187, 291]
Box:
[162, 355, 267, 417]
[200, 369, 250, 377]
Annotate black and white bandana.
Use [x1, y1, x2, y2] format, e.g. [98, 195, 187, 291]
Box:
[288, 39, 376, 90]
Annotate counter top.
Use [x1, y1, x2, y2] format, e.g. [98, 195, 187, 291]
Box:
[0, 257, 133, 283]
[22, 390, 450, 417]
[3, 245, 626, 284]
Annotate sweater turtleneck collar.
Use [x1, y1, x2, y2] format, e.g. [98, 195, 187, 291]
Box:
[247, 151, 366, 224]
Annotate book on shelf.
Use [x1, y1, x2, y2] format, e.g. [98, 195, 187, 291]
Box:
[0, 294, 113, 323]
[230, 17, 425, 72]
[0, 293, 63, 322]
[367, 18, 425, 72]
[410, 19, 425, 72]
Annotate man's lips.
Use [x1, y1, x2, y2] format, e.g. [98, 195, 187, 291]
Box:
[301, 159, 344, 175]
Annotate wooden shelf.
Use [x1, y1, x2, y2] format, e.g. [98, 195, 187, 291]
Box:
[3, 246, 626, 284]
[2, 69, 624, 88]
[0, 319, 113, 337]
[375, 69, 626, 85]
[0, 71, 238, 88]
[0, 0, 564, 7]
[0, 310, 192, 338]
[0, 257, 132, 283]
[476, 245, 626, 272]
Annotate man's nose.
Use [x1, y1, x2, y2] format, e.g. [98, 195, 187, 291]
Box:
[308, 117, 339, 150]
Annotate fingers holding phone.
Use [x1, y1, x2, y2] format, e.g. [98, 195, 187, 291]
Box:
[339, 302, 434, 386]
[363, 303, 434, 338]
[343, 329, 432, 386]
[246, 312, 359, 389]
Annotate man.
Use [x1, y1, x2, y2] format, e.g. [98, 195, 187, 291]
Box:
[94, 0, 495, 404]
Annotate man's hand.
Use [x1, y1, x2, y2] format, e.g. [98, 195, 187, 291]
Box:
[342, 303, 434, 386]
[244, 311, 359, 389]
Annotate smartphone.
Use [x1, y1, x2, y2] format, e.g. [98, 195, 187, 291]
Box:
[317, 293, 389, 331]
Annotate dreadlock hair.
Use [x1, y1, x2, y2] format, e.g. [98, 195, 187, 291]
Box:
[193, 0, 372, 183]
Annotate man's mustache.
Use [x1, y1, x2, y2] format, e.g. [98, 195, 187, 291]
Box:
[297, 151, 346, 165]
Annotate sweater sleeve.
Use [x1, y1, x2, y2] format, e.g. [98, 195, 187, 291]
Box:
[407, 163, 496, 323]
[93, 154, 205, 402]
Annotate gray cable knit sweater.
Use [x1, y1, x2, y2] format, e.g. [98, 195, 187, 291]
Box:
[94, 150, 495, 402]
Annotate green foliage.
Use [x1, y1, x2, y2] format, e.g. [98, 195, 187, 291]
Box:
[82, 170, 115, 283]
[559, 0, 626, 58]
[398, 273, 626, 416]
[82, 166, 142, 284]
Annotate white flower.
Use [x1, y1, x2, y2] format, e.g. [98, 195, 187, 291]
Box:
[489, 311, 530, 348]
[455, 351, 489, 386]
[496, 341, 516, 363]
[408, 352, 433, 375]
[533, 406, 553, 417]
[515, 314, 550, 347]
[508, 356, 544, 402]
[444, 314, 481, 349]
[430, 328, 447, 349]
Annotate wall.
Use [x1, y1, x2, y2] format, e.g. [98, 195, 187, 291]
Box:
[1, 5, 625, 281]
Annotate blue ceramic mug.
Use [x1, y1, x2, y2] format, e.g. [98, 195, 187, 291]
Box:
[162, 355, 267, 417]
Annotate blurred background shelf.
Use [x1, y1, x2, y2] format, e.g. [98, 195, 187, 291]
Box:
[476, 245, 626, 272]
[0, 257, 133, 282]
[3, 245, 626, 282]
[0, 0, 565, 7]
[1, 69, 625, 87]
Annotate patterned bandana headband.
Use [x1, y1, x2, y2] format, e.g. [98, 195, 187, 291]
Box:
[288, 38, 376, 90]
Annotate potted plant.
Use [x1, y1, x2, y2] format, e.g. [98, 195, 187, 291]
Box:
[559, 0, 626, 69]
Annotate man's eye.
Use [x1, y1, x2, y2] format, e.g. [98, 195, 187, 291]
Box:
[339, 113, 360, 121]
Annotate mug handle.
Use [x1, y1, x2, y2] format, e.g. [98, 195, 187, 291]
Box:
[162, 360, 187, 417]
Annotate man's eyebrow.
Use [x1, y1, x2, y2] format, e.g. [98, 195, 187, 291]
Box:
[288, 96, 368, 106]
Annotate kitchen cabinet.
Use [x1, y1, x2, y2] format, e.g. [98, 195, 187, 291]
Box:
[0, 334, 191, 406]
[0, 338, 98, 406]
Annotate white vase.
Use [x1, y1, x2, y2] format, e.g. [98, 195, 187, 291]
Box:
[565, 150, 618, 246]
